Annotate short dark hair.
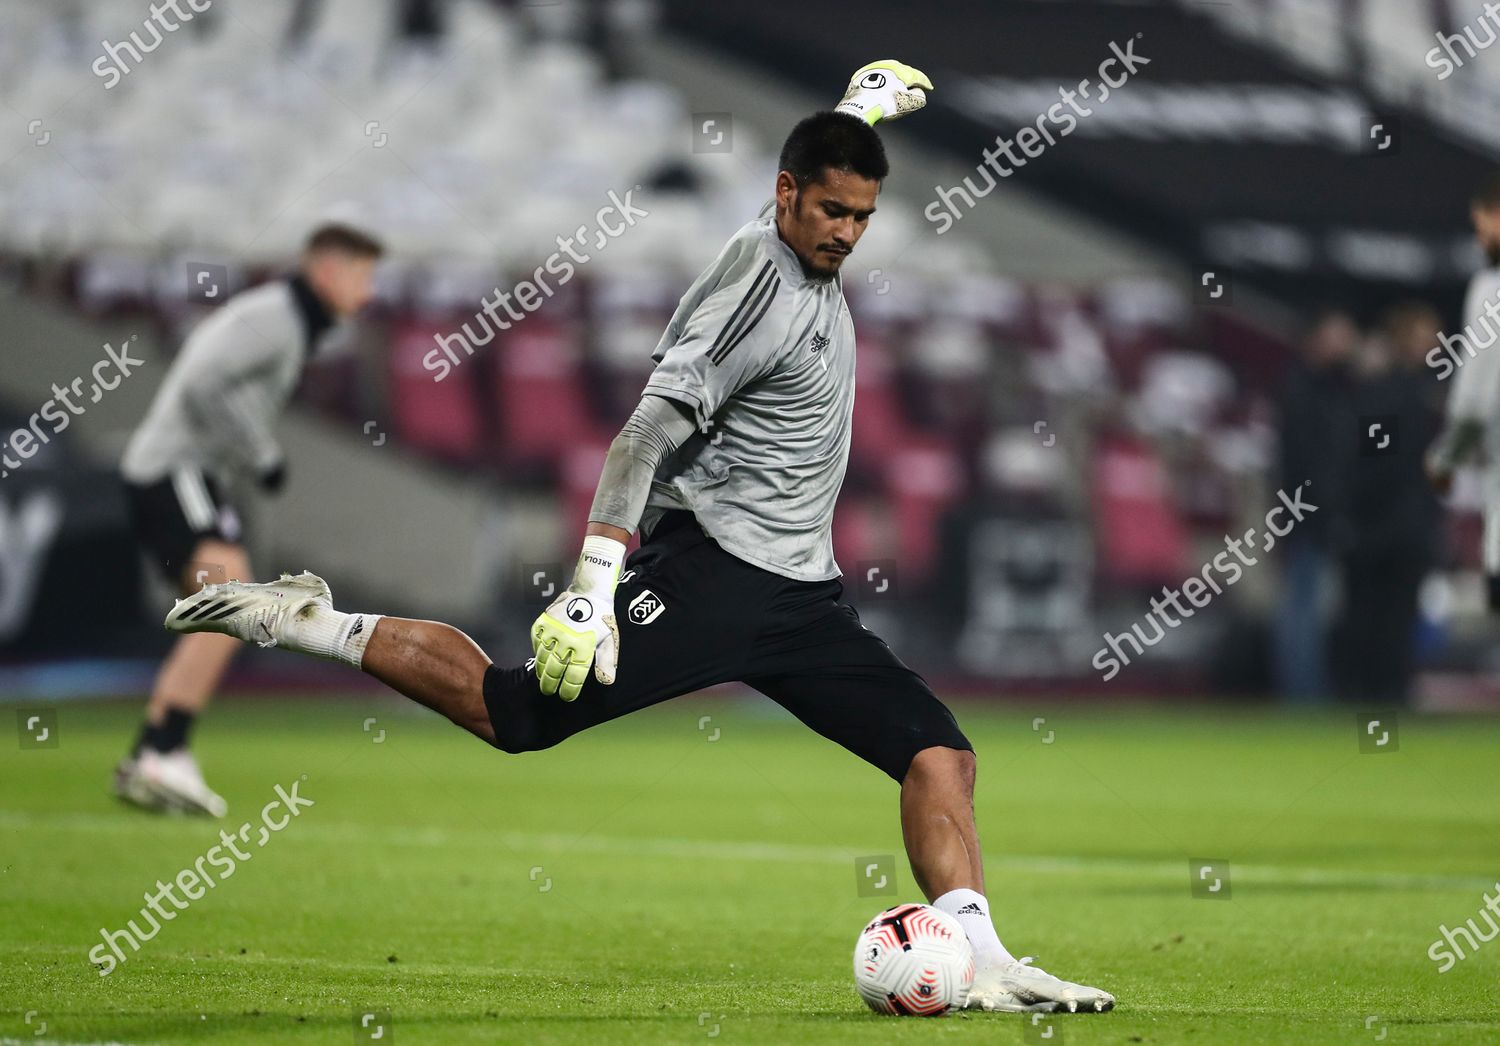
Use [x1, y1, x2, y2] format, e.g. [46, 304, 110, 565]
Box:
[778, 112, 889, 189]
[1473, 172, 1500, 209]
[305, 223, 384, 259]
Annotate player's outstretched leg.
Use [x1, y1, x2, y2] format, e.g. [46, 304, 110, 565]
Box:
[901, 746, 1115, 1014]
[164, 572, 498, 742]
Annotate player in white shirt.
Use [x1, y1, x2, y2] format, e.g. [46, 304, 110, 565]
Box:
[1428, 175, 1500, 608]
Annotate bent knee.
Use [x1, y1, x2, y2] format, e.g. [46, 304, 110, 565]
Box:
[912, 744, 976, 768]
[485, 705, 550, 755]
[488, 728, 552, 756]
[901, 744, 976, 785]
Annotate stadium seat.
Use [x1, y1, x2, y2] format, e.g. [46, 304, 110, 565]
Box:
[886, 436, 967, 585]
[494, 319, 607, 469]
[1091, 436, 1193, 587]
[850, 332, 917, 469]
[388, 316, 484, 464]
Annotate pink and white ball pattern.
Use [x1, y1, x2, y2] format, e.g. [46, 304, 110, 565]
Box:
[852, 903, 975, 1016]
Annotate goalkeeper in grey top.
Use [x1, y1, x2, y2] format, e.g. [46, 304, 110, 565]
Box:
[618, 199, 855, 581]
[162, 62, 1114, 1014]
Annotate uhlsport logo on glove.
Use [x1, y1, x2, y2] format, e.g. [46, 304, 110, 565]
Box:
[531, 535, 625, 702]
[835, 59, 933, 126]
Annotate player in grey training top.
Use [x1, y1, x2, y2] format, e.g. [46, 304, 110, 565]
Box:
[163, 94, 1115, 1013]
[122, 279, 323, 489]
[115, 222, 383, 817]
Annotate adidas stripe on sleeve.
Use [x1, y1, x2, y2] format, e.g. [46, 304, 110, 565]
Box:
[644, 249, 789, 430]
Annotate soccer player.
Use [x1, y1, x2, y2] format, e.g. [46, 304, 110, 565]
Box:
[162, 64, 1114, 1012]
[115, 221, 383, 815]
[1428, 174, 1500, 609]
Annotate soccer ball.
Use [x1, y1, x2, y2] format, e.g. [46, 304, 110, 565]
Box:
[852, 903, 975, 1016]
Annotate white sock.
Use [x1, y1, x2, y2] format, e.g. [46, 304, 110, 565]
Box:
[933, 888, 1017, 968]
[283, 605, 382, 668]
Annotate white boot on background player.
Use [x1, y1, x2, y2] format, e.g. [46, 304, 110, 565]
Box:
[114, 747, 227, 817]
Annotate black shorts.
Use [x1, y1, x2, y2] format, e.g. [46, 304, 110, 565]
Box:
[123, 469, 243, 585]
[482, 511, 972, 782]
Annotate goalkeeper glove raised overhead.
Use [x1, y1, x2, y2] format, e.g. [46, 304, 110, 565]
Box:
[531, 536, 623, 702]
[835, 59, 933, 126]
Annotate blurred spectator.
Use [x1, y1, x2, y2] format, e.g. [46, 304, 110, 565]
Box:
[1273, 310, 1358, 702]
[1333, 303, 1445, 705]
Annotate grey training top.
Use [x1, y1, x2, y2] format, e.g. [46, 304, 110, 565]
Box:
[121, 277, 335, 484]
[637, 216, 856, 582]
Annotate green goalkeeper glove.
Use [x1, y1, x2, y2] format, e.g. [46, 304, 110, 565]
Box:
[836, 59, 934, 126]
[531, 536, 624, 702]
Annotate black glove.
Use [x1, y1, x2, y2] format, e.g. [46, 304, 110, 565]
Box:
[258, 461, 287, 495]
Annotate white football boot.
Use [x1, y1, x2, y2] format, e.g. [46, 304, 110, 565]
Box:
[114, 749, 227, 817]
[966, 958, 1115, 1013]
[165, 572, 332, 647]
[113, 755, 164, 811]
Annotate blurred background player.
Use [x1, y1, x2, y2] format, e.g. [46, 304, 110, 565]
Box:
[1429, 176, 1500, 615]
[113, 220, 383, 816]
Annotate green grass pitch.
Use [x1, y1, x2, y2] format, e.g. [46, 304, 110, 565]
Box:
[3, 696, 1498, 1043]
